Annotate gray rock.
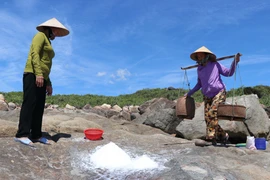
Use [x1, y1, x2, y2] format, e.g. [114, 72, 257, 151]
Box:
[140, 108, 181, 134]
[8, 102, 16, 110]
[0, 102, 9, 111]
[82, 104, 91, 110]
[0, 105, 270, 179]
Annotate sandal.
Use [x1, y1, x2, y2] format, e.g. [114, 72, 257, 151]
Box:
[205, 135, 217, 146]
[212, 139, 217, 146]
[14, 137, 35, 147]
[222, 133, 229, 145]
[32, 137, 52, 145]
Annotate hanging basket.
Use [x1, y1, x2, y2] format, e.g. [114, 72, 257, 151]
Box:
[217, 104, 246, 121]
[176, 96, 195, 120]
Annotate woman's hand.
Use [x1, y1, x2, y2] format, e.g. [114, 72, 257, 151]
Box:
[235, 53, 241, 63]
[36, 76, 44, 87]
[46, 86, 53, 96]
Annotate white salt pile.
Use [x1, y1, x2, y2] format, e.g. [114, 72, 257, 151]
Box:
[131, 155, 159, 170]
[90, 142, 159, 170]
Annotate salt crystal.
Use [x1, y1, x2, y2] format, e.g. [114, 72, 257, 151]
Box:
[90, 142, 158, 170]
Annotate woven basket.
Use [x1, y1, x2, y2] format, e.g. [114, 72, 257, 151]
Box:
[176, 96, 195, 120]
[217, 104, 246, 121]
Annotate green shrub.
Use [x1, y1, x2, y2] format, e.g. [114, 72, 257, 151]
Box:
[1, 85, 270, 108]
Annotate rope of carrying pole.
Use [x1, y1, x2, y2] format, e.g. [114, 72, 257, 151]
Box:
[179, 70, 190, 97]
[230, 54, 246, 121]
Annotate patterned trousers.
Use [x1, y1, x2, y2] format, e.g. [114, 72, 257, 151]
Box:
[204, 90, 226, 141]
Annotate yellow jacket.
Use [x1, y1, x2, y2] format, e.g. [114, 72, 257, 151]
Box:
[24, 32, 55, 86]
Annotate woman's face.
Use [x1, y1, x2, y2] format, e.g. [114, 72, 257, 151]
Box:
[196, 52, 206, 61]
[49, 28, 61, 40]
[51, 28, 60, 36]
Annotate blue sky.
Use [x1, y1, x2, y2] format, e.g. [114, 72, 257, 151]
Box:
[1, 0, 270, 96]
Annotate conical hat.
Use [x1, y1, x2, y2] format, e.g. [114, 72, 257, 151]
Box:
[190, 46, 216, 61]
[36, 18, 69, 37]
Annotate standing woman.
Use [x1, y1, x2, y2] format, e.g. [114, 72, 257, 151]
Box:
[15, 18, 69, 146]
[186, 46, 240, 145]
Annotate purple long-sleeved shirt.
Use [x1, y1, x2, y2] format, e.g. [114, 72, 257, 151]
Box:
[187, 60, 237, 98]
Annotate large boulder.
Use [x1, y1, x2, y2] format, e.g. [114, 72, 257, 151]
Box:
[134, 98, 180, 134]
[0, 100, 9, 111]
[112, 105, 122, 112]
[8, 102, 16, 110]
[138, 98, 175, 114]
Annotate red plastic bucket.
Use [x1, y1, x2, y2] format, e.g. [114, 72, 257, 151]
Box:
[255, 138, 266, 150]
[84, 128, 104, 140]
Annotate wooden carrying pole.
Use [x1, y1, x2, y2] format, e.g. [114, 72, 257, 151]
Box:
[181, 54, 242, 70]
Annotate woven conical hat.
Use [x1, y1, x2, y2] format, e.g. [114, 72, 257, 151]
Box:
[36, 18, 69, 37]
[190, 46, 216, 61]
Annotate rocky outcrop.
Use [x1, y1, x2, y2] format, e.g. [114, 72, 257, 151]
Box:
[133, 98, 180, 134]
[138, 98, 175, 114]
[1, 93, 269, 142]
[0, 108, 269, 180]
[132, 94, 270, 143]
[0, 94, 269, 179]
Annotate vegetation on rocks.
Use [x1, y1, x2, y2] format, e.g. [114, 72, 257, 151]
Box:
[1, 85, 270, 108]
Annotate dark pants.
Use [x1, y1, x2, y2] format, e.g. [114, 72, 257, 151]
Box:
[16, 73, 46, 139]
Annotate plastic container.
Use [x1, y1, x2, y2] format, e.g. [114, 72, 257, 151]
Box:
[255, 138, 266, 150]
[84, 128, 104, 140]
[246, 136, 255, 149]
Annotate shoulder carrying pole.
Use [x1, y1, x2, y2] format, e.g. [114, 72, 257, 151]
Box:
[181, 54, 242, 70]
